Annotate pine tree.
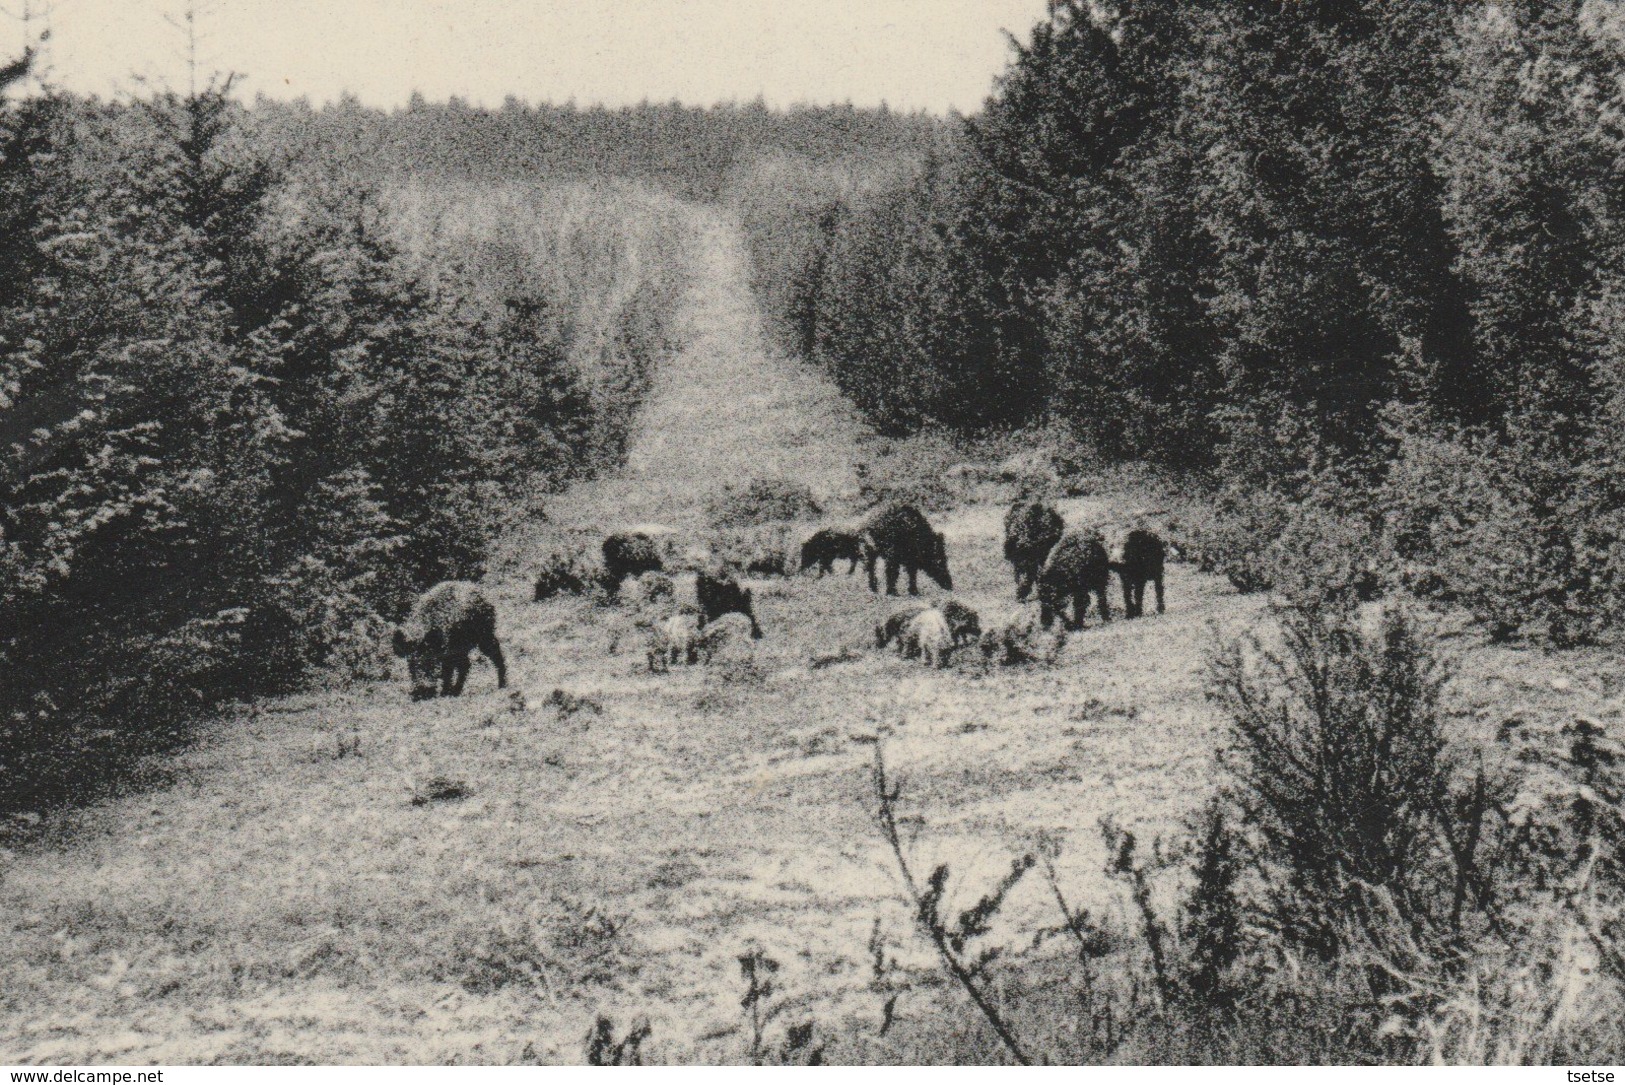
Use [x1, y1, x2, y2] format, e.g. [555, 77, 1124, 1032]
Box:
[1441, 0, 1624, 446]
[1189, 0, 1469, 460]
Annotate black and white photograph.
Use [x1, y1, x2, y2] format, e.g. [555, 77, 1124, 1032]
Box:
[1, 0, 1623, 1069]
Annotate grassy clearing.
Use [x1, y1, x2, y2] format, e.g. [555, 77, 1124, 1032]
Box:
[1, 209, 1619, 1064]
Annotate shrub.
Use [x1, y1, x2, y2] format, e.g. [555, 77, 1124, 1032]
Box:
[443, 896, 631, 997]
[1381, 422, 1622, 646]
[1190, 486, 1384, 605]
[711, 523, 796, 578]
[1208, 601, 1482, 961]
[532, 547, 598, 602]
[1187, 488, 1292, 594]
[855, 435, 962, 513]
[584, 1016, 652, 1066]
[1179, 801, 1246, 1010]
[709, 477, 823, 528]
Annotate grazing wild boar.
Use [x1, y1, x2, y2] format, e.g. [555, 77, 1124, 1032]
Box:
[696, 612, 758, 663]
[875, 602, 930, 650]
[648, 611, 702, 673]
[860, 503, 952, 596]
[601, 531, 666, 598]
[901, 608, 954, 668]
[696, 570, 763, 638]
[941, 600, 982, 646]
[1036, 529, 1113, 632]
[800, 527, 864, 577]
[1003, 498, 1065, 602]
[980, 610, 1066, 666]
[392, 581, 507, 701]
[1113, 528, 1167, 618]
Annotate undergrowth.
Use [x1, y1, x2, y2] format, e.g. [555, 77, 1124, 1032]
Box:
[849, 598, 1625, 1065]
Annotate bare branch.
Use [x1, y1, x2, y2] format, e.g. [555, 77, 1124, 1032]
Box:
[872, 742, 1034, 1065]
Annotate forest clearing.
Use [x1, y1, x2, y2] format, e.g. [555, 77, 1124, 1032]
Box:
[4, 0, 1625, 1067]
[4, 202, 1620, 1064]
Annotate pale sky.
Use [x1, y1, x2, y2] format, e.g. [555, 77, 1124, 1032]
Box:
[14, 1, 1051, 113]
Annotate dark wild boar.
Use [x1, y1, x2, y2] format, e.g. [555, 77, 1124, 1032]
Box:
[392, 581, 507, 700]
[860, 503, 952, 596]
[1113, 528, 1166, 618]
[800, 527, 864, 577]
[1003, 499, 1065, 602]
[1036, 530, 1112, 632]
[696, 570, 763, 638]
[601, 531, 666, 597]
[941, 600, 982, 646]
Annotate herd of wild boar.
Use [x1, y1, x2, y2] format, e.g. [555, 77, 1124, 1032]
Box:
[388, 491, 1169, 698]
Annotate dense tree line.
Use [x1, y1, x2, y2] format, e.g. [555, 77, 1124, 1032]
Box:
[250, 95, 940, 200]
[738, 0, 1625, 644]
[0, 73, 686, 808]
